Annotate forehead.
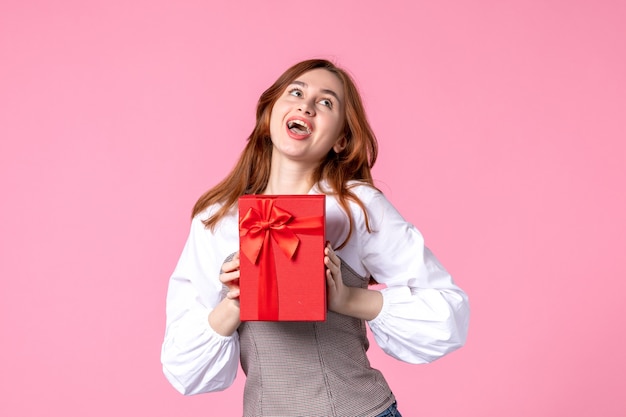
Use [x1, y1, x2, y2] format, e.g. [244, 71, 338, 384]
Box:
[291, 69, 345, 101]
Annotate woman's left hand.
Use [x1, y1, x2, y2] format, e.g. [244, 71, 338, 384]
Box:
[325, 242, 351, 314]
[324, 242, 384, 320]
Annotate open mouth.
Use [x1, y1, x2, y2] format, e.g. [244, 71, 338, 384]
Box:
[287, 119, 312, 136]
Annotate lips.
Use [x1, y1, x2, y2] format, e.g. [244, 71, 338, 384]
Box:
[286, 117, 313, 139]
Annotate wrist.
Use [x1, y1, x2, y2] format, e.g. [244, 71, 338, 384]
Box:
[209, 297, 241, 336]
[341, 287, 383, 321]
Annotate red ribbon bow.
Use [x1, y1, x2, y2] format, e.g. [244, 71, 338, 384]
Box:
[239, 198, 324, 320]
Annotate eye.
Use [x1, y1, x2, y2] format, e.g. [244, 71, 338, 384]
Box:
[319, 98, 333, 109]
[288, 88, 303, 97]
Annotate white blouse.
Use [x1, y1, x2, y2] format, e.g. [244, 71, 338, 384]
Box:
[161, 183, 470, 395]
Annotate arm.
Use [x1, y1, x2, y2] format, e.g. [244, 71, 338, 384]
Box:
[360, 191, 470, 364]
[161, 214, 240, 395]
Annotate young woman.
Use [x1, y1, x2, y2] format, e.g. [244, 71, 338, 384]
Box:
[161, 59, 470, 416]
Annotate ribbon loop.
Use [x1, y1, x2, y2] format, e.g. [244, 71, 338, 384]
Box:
[239, 202, 300, 264]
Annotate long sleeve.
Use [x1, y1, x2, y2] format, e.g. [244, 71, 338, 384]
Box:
[161, 212, 240, 395]
[359, 190, 470, 364]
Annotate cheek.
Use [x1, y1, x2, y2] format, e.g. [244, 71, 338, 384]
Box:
[268, 110, 283, 138]
[330, 114, 346, 137]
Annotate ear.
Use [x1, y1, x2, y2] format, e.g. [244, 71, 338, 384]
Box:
[332, 136, 347, 154]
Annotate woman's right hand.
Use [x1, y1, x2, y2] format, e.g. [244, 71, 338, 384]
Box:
[220, 252, 241, 301]
[209, 252, 242, 336]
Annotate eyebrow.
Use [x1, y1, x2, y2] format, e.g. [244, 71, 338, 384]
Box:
[291, 80, 342, 104]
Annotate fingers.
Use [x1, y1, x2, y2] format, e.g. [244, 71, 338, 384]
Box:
[225, 288, 240, 300]
[221, 269, 240, 299]
[220, 269, 240, 285]
[324, 242, 341, 289]
[220, 252, 241, 298]
[216, 252, 241, 301]
[221, 252, 240, 274]
[324, 242, 340, 269]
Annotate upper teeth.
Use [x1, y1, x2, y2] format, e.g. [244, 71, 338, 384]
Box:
[288, 120, 311, 133]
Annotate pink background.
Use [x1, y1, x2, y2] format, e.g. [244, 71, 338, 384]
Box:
[1, 1, 625, 416]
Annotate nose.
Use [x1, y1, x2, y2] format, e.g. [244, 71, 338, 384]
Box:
[298, 100, 315, 116]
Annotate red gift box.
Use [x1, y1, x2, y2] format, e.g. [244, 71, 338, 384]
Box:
[238, 195, 326, 321]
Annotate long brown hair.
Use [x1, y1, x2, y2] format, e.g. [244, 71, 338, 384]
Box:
[192, 59, 379, 249]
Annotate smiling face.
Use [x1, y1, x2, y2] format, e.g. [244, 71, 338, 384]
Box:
[268, 68, 347, 166]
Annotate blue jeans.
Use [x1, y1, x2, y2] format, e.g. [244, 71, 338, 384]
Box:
[374, 401, 402, 417]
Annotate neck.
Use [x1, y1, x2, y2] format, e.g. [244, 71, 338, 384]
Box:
[263, 157, 316, 195]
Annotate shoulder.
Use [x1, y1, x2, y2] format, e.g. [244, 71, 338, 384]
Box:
[344, 181, 395, 221]
[316, 179, 383, 204]
[193, 201, 237, 223]
[346, 180, 383, 203]
[191, 201, 238, 242]
[316, 180, 397, 226]
[346, 182, 409, 235]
